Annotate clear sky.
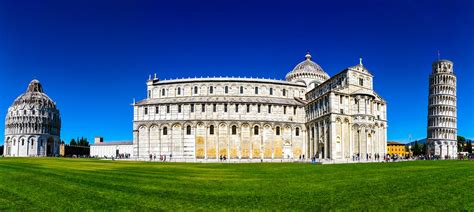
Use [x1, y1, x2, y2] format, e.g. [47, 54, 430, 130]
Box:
[0, 0, 473, 145]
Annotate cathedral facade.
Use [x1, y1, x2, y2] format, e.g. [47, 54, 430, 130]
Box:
[3, 80, 61, 157]
[132, 53, 387, 161]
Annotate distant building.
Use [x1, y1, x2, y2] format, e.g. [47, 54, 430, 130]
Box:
[59, 144, 90, 157]
[90, 137, 133, 158]
[3, 80, 61, 157]
[427, 59, 457, 158]
[387, 141, 407, 157]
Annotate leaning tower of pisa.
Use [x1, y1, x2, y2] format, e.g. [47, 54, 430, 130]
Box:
[427, 59, 457, 159]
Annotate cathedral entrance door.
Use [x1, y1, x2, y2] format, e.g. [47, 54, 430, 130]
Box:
[283, 143, 292, 159]
[46, 137, 54, 156]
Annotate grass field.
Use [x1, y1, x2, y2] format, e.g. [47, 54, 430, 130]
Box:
[0, 158, 473, 210]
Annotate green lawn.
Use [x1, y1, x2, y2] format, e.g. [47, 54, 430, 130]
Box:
[0, 158, 473, 210]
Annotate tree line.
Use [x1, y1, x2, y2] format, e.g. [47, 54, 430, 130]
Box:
[407, 136, 472, 156]
[60, 137, 89, 147]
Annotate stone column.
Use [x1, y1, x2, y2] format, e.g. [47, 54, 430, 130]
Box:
[349, 123, 353, 159]
[194, 125, 197, 161]
[159, 127, 162, 156]
[323, 123, 327, 159]
[341, 122, 344, 160]
[216, 124, 219, 160]
[205, 126, 208, 160]
[239, 126, 242, 160]
[227, 124, 230, 161]
[366, 129, 369, 161]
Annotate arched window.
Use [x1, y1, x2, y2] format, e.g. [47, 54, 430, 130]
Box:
[194, 86, 198, 94]
[225, 86, 229, 94]
[254, 126, 259, 135]
[162, 89, 166, 96]
[163, 127, 168, 135]
[177, 87, 181, 95]
[240, 86, 244, 94]
[210, 86, 214, 94]
[269, 87, 273, 95]
[21, 139, 24, 146]
[186, 125, 191, 135]
[209, 125, 214, 135]
[232, 126, 237, 135]
[295, 127, 300, 136]
[283, 89, 286, 96]
[276, 126, 280, 135]
[255, 87, 259, 94]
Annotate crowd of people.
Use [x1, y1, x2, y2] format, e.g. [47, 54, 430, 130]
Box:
[148, 153, 173, 162]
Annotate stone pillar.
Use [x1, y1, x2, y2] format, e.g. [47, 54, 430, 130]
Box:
[366, 129, 369, 160]
[323, 123, 327, 159]
[349, 123, 353, 159]
[205, 126, 208, 160]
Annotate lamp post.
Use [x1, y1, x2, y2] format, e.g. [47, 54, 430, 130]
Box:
[409, 145, 412, 159]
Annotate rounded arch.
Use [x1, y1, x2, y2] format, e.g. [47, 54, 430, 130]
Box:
[171, 122, 182, 128]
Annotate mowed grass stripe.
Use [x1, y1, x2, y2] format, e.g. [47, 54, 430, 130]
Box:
[0, 158, 473, 210]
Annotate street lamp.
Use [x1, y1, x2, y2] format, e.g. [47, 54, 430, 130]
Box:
[409, 145, 412, 158]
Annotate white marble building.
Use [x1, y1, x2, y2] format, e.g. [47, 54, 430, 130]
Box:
[133, 53, 387, 161]
[427, 60, 457, 158]
[3, 80, 61, 157]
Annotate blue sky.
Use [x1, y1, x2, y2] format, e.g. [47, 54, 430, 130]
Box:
[0, 0, 473, 145]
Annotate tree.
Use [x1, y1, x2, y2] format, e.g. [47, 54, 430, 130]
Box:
[77, 137, 89, 147]
[61, 140, 65, 144]
[457, 136, 466, 152]
[413, 140, 422, 156]
[421, 143, 428, 155]
[70, 139, 77, 145]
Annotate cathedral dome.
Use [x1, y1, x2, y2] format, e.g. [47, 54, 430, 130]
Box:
[285, 52, 330, 89]
[10, 79, 57, 109]
[5, 79, 61, 139]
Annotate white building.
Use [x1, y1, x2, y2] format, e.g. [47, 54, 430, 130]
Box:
[427, 59, 457, 158]
[90, 137, 133, 158]
[3, 80, 61, 157]
[132, 53, 387, 162]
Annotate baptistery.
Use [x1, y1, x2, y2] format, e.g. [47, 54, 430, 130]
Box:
[3, 79, 61, 157]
